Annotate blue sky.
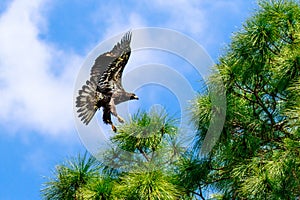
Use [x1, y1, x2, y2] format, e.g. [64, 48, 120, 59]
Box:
[0, 0, 257, 199]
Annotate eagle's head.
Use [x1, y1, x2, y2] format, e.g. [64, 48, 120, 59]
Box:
[114, 92, 139, 105]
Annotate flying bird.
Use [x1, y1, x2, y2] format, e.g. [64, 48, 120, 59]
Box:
[76, 31, 138, 132]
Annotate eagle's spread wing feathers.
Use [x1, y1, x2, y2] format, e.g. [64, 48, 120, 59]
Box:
[90, 32, 132, 84]
[98, 32, 131, 92]
[90, 55, 115, 83]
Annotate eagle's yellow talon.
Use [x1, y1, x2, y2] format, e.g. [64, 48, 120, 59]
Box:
[111, 124, 117, 132]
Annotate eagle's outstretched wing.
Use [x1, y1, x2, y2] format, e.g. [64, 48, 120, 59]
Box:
[91, 31, 132, 85]
[76, 31, 132, 126]
[98, 32, 131, 92]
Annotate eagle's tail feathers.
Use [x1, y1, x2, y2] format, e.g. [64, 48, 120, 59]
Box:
[76, 78, 99, 125]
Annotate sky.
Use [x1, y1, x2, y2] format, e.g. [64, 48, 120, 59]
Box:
[0, 0, 257, 199]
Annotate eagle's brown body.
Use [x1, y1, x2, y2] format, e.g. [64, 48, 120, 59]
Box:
[76, 32, 138, 132]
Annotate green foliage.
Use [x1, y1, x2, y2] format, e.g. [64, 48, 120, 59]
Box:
[99, 109, 182, 178]
[81, 175, 114, 200]
[188, 0, 300, 199]
[111, 109, 177, 155]
[41, 152, 102, 200]
[113, 168, 181, 200]
[104, 109, 185, 199]
[42, 109, 186, 200]
[286, 77, 300, 129]
[174, 155, 211, 199]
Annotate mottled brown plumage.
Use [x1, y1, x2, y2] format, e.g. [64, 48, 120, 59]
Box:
[76, 31, 138, 132]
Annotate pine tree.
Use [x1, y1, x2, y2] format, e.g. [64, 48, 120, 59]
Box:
[186, 0, 300, 199]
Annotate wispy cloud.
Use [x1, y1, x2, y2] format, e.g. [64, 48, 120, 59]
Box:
[0, 0, 83, 137]
[147, 0, 206, 36]
[90, 0, 254, 58]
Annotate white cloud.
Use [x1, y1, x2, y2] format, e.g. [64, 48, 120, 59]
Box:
[148, 0, 206, 36]
[148, 0, 253, 38]
[0, 0, 83, 137]
[103, 12, 147, 39]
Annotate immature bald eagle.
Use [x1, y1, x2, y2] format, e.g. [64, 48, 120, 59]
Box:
[76, 31, 138, 132]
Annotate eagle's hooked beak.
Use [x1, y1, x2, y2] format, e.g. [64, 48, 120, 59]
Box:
[131, 95, 139, 100]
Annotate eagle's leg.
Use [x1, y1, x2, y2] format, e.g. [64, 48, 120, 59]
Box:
[112, 109, 125, 123]
[116, 115, 125, 123]
[109, 99, 125, 123]
[106, 117, 117, 132]
[103, 106, 117, 132]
